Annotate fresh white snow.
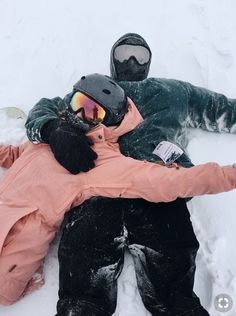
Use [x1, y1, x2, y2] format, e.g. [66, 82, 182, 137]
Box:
[0, 0, 236, 315]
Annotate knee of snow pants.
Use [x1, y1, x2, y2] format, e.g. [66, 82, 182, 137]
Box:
[57, 197, 126, 314]
[56, 297, 109, 316]
[122, 198, 206, 315]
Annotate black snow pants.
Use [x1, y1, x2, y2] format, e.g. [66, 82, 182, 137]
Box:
[56, 198, 210, 316]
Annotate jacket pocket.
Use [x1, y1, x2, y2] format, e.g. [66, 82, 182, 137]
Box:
[0, 196, 38, 255]
[2, 209, 37, 251]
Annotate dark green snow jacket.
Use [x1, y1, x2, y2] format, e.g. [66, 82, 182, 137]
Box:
[25, 77, 236, 167]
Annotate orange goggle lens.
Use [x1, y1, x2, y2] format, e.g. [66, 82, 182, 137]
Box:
[70, 92, 106, 124]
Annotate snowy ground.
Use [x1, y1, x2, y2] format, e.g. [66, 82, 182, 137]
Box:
[0, 0, 236, 315]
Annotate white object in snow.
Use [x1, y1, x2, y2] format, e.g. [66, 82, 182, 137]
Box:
[0, 107, 27, 120]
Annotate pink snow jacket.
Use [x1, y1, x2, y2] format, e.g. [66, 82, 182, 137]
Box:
[0, 98, 236, 305]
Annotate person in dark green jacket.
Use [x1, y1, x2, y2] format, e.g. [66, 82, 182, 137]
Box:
[25, 33, 236, 316]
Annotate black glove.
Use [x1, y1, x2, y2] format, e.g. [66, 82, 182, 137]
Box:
[41, 119, 98, 174]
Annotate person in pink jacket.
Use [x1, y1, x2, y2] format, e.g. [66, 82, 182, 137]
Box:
[0, 73, 236, 306]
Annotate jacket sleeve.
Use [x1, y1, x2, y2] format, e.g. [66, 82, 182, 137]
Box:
[25, 96, 69, 144]
[0, 143, 26, 168]
[123, 161, 236, 203]
[85, 157, 236, 204]
[183, 82, 236, 133]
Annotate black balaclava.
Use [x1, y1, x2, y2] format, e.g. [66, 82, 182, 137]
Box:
[110, 33, 152, 82]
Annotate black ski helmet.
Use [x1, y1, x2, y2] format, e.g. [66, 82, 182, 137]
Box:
[110, 33, 152, 82]
[72, 73, 128, 126]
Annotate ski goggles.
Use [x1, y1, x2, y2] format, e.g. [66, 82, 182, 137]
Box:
[114, 44, 150, 65]
[70, 92, 106, 124]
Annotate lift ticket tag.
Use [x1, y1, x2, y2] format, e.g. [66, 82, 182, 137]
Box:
[153, 141, 183, 165]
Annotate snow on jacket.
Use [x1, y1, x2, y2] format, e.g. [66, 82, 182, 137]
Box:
[1, 99, 236, 305]
[25, 78, 236, 167]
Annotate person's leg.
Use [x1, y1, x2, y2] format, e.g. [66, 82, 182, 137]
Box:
[140, 247, 209, 316]
[125, 198, 209, 315]
[56, 197, 124, 316]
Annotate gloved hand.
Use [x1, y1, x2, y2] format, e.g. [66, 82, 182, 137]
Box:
[41, 119, 98, 174]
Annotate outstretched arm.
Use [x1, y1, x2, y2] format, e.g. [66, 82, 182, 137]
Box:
[135, 162, 236, 202]
[184, 82, 236, 133]
[0, 144, 26, 168]
[85, 155, 236, 204]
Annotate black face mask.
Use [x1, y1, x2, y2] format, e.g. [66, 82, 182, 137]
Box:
[110, 33, 152, 82]
[114, 56, 150, 82]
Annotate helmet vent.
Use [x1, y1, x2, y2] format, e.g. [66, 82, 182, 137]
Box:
[102, 89, 111, 95]
[81, 76, 86, 80]
[109, 81, 116, 86]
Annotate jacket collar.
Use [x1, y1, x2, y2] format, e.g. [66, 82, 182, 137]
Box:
[86, 98, 144, 143]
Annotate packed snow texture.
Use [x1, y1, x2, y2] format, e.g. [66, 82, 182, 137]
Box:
[0, 0, 236, 315]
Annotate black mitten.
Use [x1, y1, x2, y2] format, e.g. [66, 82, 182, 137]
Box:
[41, 119, 60, 143]
[41, 120, 98, 174]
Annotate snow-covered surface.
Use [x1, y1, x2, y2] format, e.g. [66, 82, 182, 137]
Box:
[1, 0, 236, 315]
